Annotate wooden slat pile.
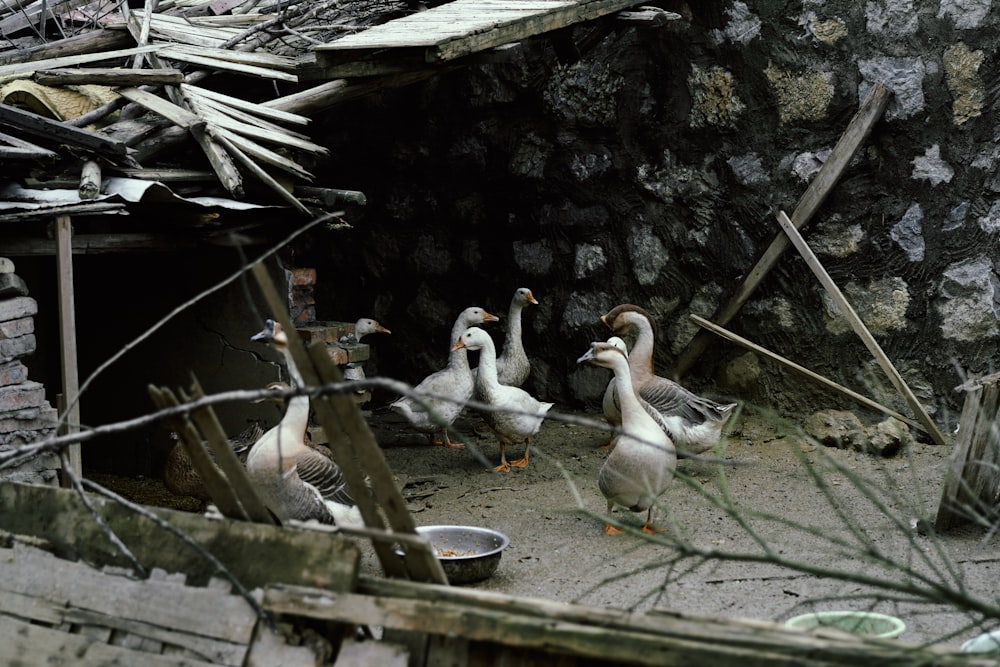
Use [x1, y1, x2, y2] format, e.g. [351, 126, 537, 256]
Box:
[0, 0, 405, 222]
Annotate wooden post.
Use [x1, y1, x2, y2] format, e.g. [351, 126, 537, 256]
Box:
[672, 83, 892, 379]
[78, 160, 101, 199]
[54, 215, 81, 482]
[934, 372, 1000, 531]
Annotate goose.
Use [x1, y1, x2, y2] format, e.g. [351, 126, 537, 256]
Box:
[599, 336, 629, 448]
[453, 326, 553, 472]
[577, 340, 676, 534]
[339, 317, 391, 406]
[494, 287, 539, 387]
[163, 421, 265, 506]
[248, 319, 362, 527]
[390, 306, 500, 448]
[601, 304, 737, 457]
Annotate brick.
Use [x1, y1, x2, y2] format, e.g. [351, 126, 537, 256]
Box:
[0, 274, 28, 299]
[0, 317, 34, 340]
[0, 334, 35, 363]
[287, 267, 317, 286]
[297, 321, 354, 344]
[0, 361, 28, 387]
[0, 405, 58, 434]
[0, 297, 36, 322]
[0, 381, 47, 414]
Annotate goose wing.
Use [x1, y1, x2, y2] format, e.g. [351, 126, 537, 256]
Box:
[295, 447, 355, 507]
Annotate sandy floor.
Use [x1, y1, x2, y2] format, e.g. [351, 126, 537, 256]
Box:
[361, 405, 1000, 651]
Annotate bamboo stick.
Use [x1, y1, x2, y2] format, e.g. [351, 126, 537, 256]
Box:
[774, 210, 948, 447]
[671, 83, 892, 379]
[689, 314, 923, 432]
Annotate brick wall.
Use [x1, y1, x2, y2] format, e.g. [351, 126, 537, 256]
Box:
[0, 264, 60, 485]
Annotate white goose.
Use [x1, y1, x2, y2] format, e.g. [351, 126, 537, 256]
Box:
[601, 304, 737, 457]
[340, 317, 391, 406]
[390, 306, 499, 448]
[599, 336, 629, 449]
[453, 326, 553, 472]
[578, 340, 676, 535]
[494, 287, 539, 387]
[247, 319, 362, 527]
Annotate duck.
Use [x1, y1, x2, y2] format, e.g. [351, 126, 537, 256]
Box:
[339, 317, 391, 406]
[494, 288, 539, 387]
[453, 326, 553, 472]
[577, 340, 676, 534]
[163, 420, 265, 506]
[390, 306, 500, 448]
[601, 304, 737, 457]
[247, 319, 362, 527]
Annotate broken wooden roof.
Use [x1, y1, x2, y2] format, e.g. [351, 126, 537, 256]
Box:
[0, 0, 666, 250]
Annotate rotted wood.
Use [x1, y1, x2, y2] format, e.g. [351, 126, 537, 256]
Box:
[78, 161, 101, 200]
[774, 210, 948, 448]
[0, 29, 132, 66]
[295, 186, 367, 207]
[147, 384, 252, 522]
[0, 130, 58, 159]
[0, 104, 133, 164]
[935, 372, 1000, 531]
[261, 575, 991, 667]
[672, 82, 892, 379]
[181, 376, 278, 525]
[0, 481, 361, 591]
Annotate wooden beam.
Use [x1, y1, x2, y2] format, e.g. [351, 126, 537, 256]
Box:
[34, 67, 185, 85]
[774, 210, 949, 447]
[689, 314, 923, 432]
[0, 104, 132, 162]
[54, 215, 81, 481]
[672, 83, 892, 378]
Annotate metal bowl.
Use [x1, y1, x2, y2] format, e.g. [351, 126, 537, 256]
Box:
[416, 525, 510, 584]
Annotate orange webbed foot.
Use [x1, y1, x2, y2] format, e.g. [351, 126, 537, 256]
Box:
[494, 461, 511, 473]
[510, 457, 529, 468]
[641, 523, 666, 534]
[605, 524, 624, 535]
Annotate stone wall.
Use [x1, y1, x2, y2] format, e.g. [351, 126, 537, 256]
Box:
[0, 261, 59, 484]
[299, 0, 1000, 432]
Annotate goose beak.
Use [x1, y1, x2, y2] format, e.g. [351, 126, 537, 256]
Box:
[576, 346, 597, 364]
[451, 338, 467, 352]
[251, 318, 278, 343]
[527, 292, 539, 305]
[482, 310, 500, 322]
[600, 314, 611, 330]
[378, 325, 392, 335]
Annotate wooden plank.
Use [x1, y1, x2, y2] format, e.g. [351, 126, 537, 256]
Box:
[0, 29, 132, 67]
[164, 43, 297, 70]
[935, 373, 1000, 530]
[0, 44, 162, 80]
[191, 94, 312, 138]
[209, 130, 309, 214]
[262, 578, 981, 667]
[159, 47, 298, 81]
[117, 87, 204, 128]
[689, 315, 923, 432]
[0, 0, 90, 39]
[774, 210, 949, 447]
[0, 482, 361, 591]
[0, 104, 130, 160]
[0, 130, 58, 158]
[34, 67, 184, 85]
[192, 99, 326, 154]
[0, 615, 223, 667]
[180, 83, 309, 125]
[672, 83, 892, 378]
[0, 544, 258, 644]
[214, 127, 315, 180]
[54, 215, 81, 481]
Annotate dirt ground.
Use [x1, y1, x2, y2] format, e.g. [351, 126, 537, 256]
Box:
[357, 405, 999, 651]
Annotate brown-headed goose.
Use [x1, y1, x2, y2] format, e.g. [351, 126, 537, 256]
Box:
[601, 304, 737, 457]
[453, 326, 553, 472]
[390, 306, 499, 448]
[578, 340, 676, 534]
